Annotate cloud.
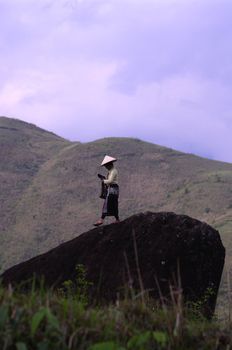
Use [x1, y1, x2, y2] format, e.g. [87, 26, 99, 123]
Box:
[0, 0, 232, 162]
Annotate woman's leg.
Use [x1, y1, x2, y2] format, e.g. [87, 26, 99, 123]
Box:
[93, 211, 106, 226]
[114, 201, 119, 222]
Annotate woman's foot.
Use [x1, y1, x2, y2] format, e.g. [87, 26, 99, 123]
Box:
[93, 219, 104, 226]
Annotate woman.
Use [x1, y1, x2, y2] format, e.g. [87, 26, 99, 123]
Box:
[94, 155, 120, 226]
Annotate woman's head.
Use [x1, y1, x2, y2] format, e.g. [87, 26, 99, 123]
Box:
[104, 162, 114, 170]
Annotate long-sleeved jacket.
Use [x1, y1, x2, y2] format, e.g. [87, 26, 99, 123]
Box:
[103, 167, 118, 185]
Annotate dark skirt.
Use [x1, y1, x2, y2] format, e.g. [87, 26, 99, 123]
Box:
[102, 184, 119, 217]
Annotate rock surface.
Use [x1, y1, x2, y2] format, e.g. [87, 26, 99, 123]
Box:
[2, 212, 225, 318]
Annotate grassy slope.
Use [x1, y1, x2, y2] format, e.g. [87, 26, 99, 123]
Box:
[1, 118, 232, 273]
[0, 117, 71, 267]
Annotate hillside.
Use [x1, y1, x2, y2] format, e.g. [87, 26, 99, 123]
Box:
[0, 117, 70, 268]
[0, 117, 232, 272]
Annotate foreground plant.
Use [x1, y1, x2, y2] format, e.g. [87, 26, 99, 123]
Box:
[0, 282, 231, 350]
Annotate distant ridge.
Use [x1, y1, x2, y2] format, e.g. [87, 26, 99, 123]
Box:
[0, 116, 232, 275]
[0, 116, 67, 138]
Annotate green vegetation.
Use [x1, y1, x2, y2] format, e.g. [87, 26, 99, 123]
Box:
[0, 282, 231, 350]
[58, 264, 93, 305]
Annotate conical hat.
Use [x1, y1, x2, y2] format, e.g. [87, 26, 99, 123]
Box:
[101, 155, 117, 166]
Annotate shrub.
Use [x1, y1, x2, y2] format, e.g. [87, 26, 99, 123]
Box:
[0, 282, 230, 349]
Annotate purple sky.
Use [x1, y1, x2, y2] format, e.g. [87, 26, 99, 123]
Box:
[1, 0, 232, 162]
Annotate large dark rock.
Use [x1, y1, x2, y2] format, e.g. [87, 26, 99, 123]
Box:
[2, 212, 225, 318]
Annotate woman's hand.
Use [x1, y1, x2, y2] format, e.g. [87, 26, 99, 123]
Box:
[98, 173, 106, 180]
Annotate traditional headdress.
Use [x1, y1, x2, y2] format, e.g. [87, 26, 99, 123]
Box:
[100, 155, 117, 166]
